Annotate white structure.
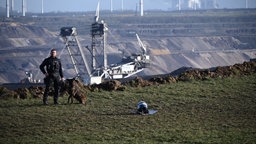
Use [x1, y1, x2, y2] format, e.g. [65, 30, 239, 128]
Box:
[22, 0, 26, 16]
[41, 0, 44, 14]
[175, 0, 218, 10]
[178, 0, 181, 10]
[140, 0, 144, 16]
[188, 0, 201, 10]
[6, 0, 10, 18]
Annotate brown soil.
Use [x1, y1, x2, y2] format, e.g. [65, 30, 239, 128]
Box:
[1, 61, 256, 99]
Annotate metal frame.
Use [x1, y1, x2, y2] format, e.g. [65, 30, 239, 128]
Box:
[60, 1, 150, 85]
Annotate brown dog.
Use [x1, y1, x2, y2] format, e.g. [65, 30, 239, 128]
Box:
[60, 78, 86, 104]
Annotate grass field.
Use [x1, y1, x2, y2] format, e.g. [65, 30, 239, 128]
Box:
[0, 74, 256, 144]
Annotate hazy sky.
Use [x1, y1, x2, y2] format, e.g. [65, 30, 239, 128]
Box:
[3, 0, 256, 13]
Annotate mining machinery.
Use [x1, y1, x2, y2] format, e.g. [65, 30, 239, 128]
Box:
[60, 1, 150, 84]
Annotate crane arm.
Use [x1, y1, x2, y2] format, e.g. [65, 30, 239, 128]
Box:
[95, 0, 100, 23]
[136, 33, 147, 54]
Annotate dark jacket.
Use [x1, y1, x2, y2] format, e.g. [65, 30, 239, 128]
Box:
[40, 56, 63, 78]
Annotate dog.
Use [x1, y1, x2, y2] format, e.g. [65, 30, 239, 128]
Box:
[60, 78, 87, 104]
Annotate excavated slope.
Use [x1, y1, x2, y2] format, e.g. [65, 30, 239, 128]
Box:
[0, 9, 256, 83]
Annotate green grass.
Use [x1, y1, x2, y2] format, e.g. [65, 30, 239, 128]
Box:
[1, 75, 256, 144]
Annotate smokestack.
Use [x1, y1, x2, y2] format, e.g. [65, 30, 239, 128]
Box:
[6, 0, 10, 18]
[41, 0, 44, 14]
[246, 0, 248, 8]
[140, 0, 143, 16]
[22, 0, 26, 16]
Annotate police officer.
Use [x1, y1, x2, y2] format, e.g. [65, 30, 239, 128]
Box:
[40, 49, 64, 105]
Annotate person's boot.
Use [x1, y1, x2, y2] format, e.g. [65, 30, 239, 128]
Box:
[43, 87, 49, 105]
[54, 98, 60, 105]
[54, 101, 59, 105]
[43, 97, 48, 105]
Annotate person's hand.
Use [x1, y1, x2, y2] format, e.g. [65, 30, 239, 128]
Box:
[61, 77, 65, 81]
[44, 73, 48, 77]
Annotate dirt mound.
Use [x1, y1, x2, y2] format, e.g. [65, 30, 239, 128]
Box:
[0, 85, 50, 99]
[14, 86, 45, 99]
[89, 80, 124, 91]
[178, 61, 256, 81]
[123, 73, 177, 87]
[124, 77, 153, 87]
[149, 76, 177, 84]
[0, 86, 18, 99]
[1, 61, 256, 99]
[125, 61, 256, 87]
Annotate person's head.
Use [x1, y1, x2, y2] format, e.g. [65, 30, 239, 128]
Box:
[137, 101, 148, 109]
[137, 101, 149, 114]
[50, 49, 57, 58]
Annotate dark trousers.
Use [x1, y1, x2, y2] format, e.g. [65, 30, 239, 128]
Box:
[43, 75, 60, 103]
